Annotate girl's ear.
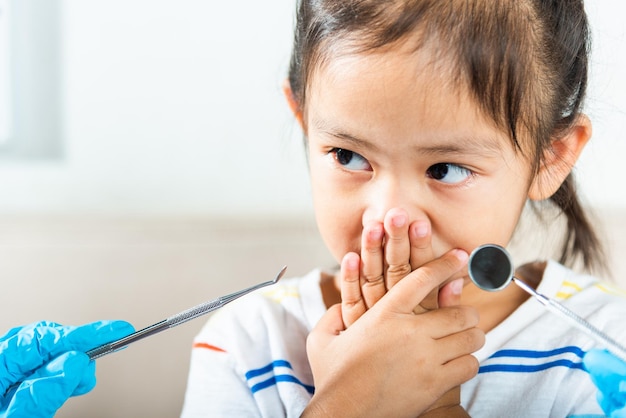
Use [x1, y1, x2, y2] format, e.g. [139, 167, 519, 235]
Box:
[282, 79, 305, 129]
[528, 115, 592, 201]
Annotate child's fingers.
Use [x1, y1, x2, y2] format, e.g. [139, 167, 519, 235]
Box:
[432, 324, 485, 359]
[383, 208, 412, 289]
[438, 278, 465, 308]
[408, 220, 438, 311]
[381, 249, 469, 314]
[441, 353, 481, 388]
[409, 219, 433, 269]
[360, 221, 386, 308]
[306, 304, 344, 350]
[340, 252, 366, 327]
[420, 328, 484, 396]
[419, 306, 480, 339]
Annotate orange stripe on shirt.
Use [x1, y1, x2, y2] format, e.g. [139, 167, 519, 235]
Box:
[193, 342, 227, 353]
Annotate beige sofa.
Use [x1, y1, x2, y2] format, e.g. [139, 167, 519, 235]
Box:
[0, 209, 624, 417]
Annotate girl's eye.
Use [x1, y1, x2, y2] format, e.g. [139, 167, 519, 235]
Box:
[331, 148, 371, 171]
[427, 163, 472, 184]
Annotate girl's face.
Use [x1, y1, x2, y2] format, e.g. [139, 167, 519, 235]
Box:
[303, 45, 535, 269]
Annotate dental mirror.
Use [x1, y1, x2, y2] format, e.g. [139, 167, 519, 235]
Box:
[468, 243, 514, 291]
[467, 244, 626, 361]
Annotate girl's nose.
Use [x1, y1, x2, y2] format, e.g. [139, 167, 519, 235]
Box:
[361, 177, 424, 226]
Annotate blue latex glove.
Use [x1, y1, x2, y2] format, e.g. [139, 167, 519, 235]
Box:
[0, 320, 134, 418]
[584, 349, 626, 418]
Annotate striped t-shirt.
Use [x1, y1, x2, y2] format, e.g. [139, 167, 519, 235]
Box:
[180, 261, 626, 417]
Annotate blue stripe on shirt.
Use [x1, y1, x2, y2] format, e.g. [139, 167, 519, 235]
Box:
[487, 346, 585, 359]
[245, 360, 293, 379]
[250, 374, 315, 395]
[479, 359, 585, 373]
[479, 346, 586, 374]
[245, 360, 315, 395]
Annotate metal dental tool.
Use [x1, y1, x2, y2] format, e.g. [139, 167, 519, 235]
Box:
[468, 244, 626, 362]
[86, 265, 287, 360]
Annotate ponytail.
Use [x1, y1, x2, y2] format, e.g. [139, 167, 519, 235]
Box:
[547, 174, 607, 273]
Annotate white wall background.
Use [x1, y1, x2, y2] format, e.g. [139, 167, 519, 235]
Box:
[0, 0, 624, 216]
[0, 3, 624, 417]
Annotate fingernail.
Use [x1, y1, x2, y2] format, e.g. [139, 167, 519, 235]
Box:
[345, 253, 360, 270]
[449, 279, 464, 296]
[392, 214, 406, 227]
[413, 223, 429, 238]
[452, 249, 469, 262]
[369, 225, 384, 240]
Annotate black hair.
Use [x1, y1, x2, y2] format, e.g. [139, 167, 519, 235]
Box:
[288, 0, 605, 272]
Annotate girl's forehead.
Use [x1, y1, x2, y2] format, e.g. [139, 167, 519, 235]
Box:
[305, 39, 533, 157]
[308, 36, 466, 110]
[307, 49, 514, 154]
[309, 43, 478, 119]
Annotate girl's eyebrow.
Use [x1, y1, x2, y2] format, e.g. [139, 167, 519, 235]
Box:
[311, 116, 382, 152]
[416, 139, 505, 158]
[314, 118, 505, 158]
[320, 129, 382, 152]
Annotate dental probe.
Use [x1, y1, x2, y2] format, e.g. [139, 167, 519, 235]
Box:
[87, 265, 287, 360]
[468, 244, 626, 362]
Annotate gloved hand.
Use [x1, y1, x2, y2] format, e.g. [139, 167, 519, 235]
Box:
[0, 320, 134, 418]
[583, 348, 626, 418]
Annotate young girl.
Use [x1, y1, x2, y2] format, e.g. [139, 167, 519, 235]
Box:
[180, 0, 626, 416]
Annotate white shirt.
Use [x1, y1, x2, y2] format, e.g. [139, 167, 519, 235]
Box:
[180, 261, 626, 417]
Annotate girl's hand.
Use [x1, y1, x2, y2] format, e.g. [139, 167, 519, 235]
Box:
[303, 251, 485, 418]
[335, 208, 475, 416]
[342, 208, 437, 327]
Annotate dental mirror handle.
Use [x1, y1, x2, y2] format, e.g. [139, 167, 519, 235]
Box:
[512, 277, 626, 362]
